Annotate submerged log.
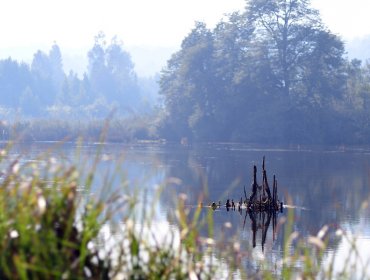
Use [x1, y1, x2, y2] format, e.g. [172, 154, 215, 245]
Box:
[249, 165, 258, 202]
[246, 157, 282, 213]
[263, 170, 272, 201]
[206, 157, 283, 214]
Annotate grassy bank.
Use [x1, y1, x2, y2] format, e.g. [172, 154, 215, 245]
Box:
[0, 117, 160, 143]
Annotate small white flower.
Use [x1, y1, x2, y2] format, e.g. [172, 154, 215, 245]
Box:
[233, 242, 241, 251]
[126, 219, 134, 230]
[12, 163, 20, 174]
[87, 241, 95, 251]
[90, 256, 99, 265]
[189, 270, 198, 280]
[317, 225, 329, 239]
[224, 222, 232, 229]
[37, 196, 47, 214]
[308, 236, 325, 250]
[84, 267, 92, 278]
[10, 230, 19, 239]
[205, 238, 215, 245]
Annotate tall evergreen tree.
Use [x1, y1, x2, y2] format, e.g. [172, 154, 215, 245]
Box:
[87, 32, 140, 114]
[0, 58, 31, 108]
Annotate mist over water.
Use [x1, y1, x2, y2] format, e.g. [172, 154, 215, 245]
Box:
[6, 142, 370, 273]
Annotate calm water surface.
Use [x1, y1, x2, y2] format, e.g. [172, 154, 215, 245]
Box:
[5, 142, 370, 275]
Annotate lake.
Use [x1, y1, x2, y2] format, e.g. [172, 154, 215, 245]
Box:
[4, 141, 370, 276]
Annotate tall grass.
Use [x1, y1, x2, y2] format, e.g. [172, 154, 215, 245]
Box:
[0, 141, 369, 279]
[0, 141, 223, 279]
[0, 142, 114, 278]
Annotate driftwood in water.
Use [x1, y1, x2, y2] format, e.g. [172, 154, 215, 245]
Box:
[207, 157, 283, 213]
[273, 175, 278, 208]
[249, 165, 258, 202]
[246, 157, 282, 213]
[262, 157, 272, 201]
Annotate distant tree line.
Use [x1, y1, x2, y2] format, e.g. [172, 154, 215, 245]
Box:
[2, 0, 370, 145]
[158, 0, 370, 145]
[0, 32, 159, 120]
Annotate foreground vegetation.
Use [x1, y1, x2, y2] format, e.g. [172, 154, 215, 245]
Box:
[0, 141, 221, 279]
[0, 141, 369, 279]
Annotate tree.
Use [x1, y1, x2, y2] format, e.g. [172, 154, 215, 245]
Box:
[158, 0, 351, 144]
[342, 60, 370, 143]
[20, 86, 41, 116]
[160, 22, 214, 140]
[58, 71, 86, 106]
[31, 44, 65, 107]
[48, 43, 65, 94]
[211, 13, 279, 141]
[0, 58, 31, 108]
[298, 30, 346, 107]
[87, 32, 109, 101]
[246, 0, 322, 96]
[243, 0, 348, 143]
[87, 32, 140, 114]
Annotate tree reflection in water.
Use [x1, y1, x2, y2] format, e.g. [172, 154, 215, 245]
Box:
[244, 210, 278, 252]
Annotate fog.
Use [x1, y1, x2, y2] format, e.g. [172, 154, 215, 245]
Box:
[1, 1, 370, 145]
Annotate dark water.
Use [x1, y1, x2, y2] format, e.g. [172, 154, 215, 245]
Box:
[4, 141, 370, 274]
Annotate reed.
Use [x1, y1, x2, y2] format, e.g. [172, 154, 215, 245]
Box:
[0, 142, 220, 279]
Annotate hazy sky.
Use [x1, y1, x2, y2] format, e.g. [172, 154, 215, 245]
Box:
[1, 0, 369, 76]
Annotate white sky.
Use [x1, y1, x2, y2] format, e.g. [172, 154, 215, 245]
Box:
[0, 0, 370, 76]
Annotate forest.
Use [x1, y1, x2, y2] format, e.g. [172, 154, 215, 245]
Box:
[0, 33, 159, 120]
[159, 0, 370, 144]
[1, 0, 370, 145]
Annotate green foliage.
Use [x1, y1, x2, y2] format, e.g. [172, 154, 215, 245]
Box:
[0, 143, 220, 279]
[158, 0, 370, 145]
[0, 145, 112, 279]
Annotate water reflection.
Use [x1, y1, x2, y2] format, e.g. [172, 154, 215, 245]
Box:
[3, 142, 370, 274]
[246, 211, 277, 252]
